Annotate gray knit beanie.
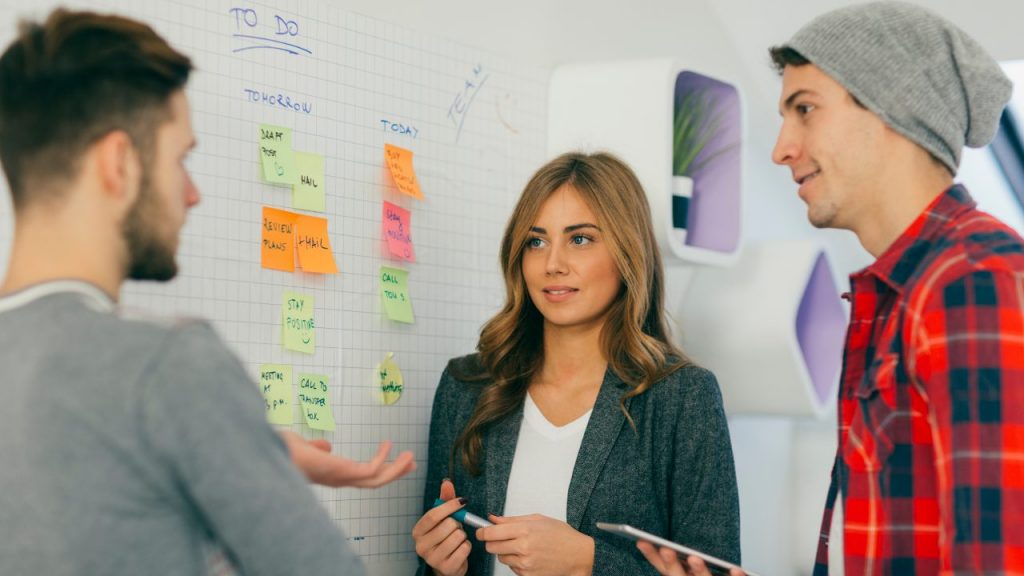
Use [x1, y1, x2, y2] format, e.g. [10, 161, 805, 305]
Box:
[781, 1, 1012, 174]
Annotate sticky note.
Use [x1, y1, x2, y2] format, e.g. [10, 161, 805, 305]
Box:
[259, 124, 297, 185]
[292, 151, 325, 212]
[384, 143, 424, 200]
[382, 201, 415, 262]
[295, 215, 339, 274]
[376, 352, 404, 405]
[282, 291, 315, 354]
[259, 364, 293, 425]
[380, 266, 414, 324]
[261, 206, 298, 272]
[297, 373, 336, 431]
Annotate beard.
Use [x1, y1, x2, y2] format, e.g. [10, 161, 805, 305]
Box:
[122, 169, 178, 282]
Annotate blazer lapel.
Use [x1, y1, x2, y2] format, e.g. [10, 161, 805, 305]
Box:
[484, 403, 524, 518]
[565, 369, 628, 529]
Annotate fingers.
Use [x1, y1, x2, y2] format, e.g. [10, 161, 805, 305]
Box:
[309, 438, 332, 452]
[413, 497, 466, 540]
[412, 499, 471, 576]
[352, 449, 416, 487]
[637, 541, 691, 576]
[440, 478, 456, 500]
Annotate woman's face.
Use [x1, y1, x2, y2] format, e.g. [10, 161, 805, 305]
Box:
[521, 184, 622, 335]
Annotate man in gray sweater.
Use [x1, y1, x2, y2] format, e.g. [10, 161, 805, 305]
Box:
[0, 9, 413, 575]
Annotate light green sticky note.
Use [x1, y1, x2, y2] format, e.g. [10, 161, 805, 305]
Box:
[380, 266, 414, 324]
[297, 373, 336, 431]
[259, 364, 293, 425]
[259, 124, 297, 185]
[292, 151, 325, 212]
[282, 291, 315, 354]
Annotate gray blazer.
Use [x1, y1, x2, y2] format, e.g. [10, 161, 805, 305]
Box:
[418, 354, 740, 575]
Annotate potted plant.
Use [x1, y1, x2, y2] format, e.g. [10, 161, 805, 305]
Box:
[672, 87, 738, 245]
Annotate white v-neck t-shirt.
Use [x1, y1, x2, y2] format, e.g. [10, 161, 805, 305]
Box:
[494, 393, 592, 576]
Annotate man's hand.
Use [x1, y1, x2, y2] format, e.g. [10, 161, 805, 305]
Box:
[278, 430, 416, 488]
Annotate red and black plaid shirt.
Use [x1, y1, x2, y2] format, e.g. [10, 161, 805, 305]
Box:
[813, 185, 1024, 574]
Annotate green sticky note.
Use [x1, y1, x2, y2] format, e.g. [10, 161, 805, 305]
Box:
[292, 151, 325, 212]
[259, 364, 293, 425]
[297, 373, 336, 431]
[380, 266, 414, 324]
[282, 291, 315, 354]
[259, 124, 297, 185]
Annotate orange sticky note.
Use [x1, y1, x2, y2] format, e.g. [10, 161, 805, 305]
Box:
[261, 206, 298, 272]
[382, 201, 415, 262]
[384, 143, 424, 200]
[295, 214, 338, 274]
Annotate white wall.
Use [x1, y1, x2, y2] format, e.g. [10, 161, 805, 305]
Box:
[322, 1, 1024, 574]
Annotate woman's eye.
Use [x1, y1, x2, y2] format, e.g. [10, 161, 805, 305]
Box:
[526, 237, 546, 249]
[571, 234, 592, 246]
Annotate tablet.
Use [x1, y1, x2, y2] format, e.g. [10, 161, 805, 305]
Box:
[595, 523, 760, 576]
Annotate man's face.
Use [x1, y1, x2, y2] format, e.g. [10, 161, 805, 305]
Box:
[123, 90, 199, 281]
[771, 64, 889, 231]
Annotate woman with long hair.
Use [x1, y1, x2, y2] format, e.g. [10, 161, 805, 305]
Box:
[412, 151, 739, 575]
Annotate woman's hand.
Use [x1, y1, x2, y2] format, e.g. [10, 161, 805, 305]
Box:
[412, 479, 471, 576]
[475, 513, 594, 576]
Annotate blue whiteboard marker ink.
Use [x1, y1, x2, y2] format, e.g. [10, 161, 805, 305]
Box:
[433, 498, 493, 529]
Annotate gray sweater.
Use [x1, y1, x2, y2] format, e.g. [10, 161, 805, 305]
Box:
[419, 354, 740, 575]
[0, 283, 364, 576]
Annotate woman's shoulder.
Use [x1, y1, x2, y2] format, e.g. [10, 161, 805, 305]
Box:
[435, 353, 489, 406]
[644, 361, 723, 404]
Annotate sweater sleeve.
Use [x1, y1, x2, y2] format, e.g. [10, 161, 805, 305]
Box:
[138, 322, 364, 576]
[668, 367, 741, 564]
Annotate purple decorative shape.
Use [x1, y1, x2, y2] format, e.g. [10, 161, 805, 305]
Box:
[673, 72, 741, 252]
[795, 252, 846, 406]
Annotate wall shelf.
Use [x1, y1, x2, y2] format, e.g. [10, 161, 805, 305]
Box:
[678, 241, 846, 417]
[548, 59, 743, 267]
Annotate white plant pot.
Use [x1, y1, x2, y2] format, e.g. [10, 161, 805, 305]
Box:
[671, 175, 694, 246]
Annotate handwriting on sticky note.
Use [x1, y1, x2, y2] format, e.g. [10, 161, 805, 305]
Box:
[295, 215, 338, 274]
[261, 207, 298, 271]
[293, 151, 325, 212]
[382, 201, 415, 262]
[380, 266, 414, 323]
[282, 291, 314, 354]
[384, 143, 424, 200]
[259, 124, 297, 185]
[259, 364, 293, 425]
[376, 352, 404, 405]
[297, 373, 336, 431]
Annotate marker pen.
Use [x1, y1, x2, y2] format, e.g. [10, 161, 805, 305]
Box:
[433, 498, 493, 529]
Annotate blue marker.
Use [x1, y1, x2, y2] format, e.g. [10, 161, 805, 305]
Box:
[433, 498, 493, 529]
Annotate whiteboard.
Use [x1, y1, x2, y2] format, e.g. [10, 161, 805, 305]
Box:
[0, 0, 548, 572]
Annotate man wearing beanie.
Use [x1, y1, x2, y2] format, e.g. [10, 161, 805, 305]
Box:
[639, 2, 1024, 576]
[772, 2, 1024, 575]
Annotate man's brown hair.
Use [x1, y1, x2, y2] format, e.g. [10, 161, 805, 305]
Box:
[0, 9, 192, 208]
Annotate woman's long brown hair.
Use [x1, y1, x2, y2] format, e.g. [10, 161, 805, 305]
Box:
[451, 151, 689, 476]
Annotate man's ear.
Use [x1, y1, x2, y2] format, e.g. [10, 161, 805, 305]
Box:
[92, 130, 141, 207]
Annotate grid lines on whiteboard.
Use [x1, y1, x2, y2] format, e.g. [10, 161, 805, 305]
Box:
[0, 0, 548, 564]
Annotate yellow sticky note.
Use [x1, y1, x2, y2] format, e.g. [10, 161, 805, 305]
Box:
[259, 364, 293, 425]
[295, 214, 339, 274]
[376, 352, 404, 405]
[382, 201, 415, 262]
[282, 291, 314, 354]
[261, 206, 298, 272]
[292, 151, 325, 212]
[384, 143, 424, 200]
[259, 124, 297, 185]
[297, 373, 336, 431]
[380, 266, 414, 324]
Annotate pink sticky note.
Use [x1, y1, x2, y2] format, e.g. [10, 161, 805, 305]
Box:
[382, 201, 415, 262]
